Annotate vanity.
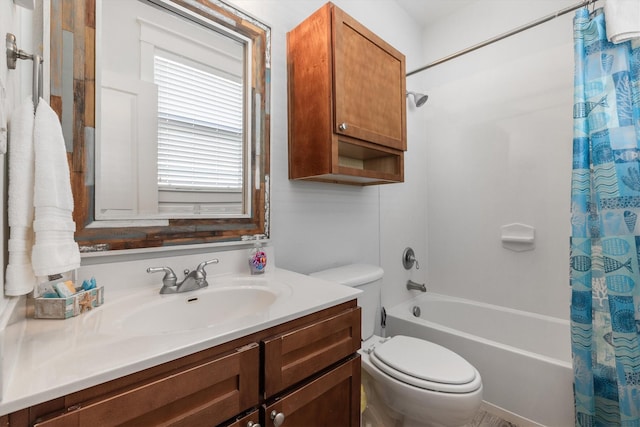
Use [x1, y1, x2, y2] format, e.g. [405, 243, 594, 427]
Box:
[0, 252, 361, 426]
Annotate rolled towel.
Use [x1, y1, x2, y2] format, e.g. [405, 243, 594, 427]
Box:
[605, 0, 640, 44]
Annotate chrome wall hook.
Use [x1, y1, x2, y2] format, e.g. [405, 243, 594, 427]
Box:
[6, 33, 43, 107]
[6, 33, 32, 69]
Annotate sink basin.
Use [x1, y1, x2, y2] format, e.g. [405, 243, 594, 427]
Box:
[84, 277, 290, 335]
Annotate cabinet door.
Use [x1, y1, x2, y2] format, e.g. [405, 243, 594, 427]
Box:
[332, 6, 406, 151]
[263, 356, 361, 427]
[33, 344, 260, 427]
[263, 307, 361, 398]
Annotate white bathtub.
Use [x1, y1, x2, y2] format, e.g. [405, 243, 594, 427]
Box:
[385, 293, 574, 427]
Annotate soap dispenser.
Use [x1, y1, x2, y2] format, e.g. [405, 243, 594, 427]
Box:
[249, 242, 267, 274]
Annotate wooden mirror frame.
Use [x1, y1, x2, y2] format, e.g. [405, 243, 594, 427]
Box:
[50, 0, 270, 251]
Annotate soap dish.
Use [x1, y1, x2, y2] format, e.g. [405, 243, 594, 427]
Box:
[34, 286, 104, 319]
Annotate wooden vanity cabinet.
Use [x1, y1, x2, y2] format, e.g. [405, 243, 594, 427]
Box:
[287, 2, 406, 185]
[6, 301, 361, 427]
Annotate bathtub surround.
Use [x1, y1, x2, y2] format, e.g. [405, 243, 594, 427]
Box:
[414, 2, 584, 422]
[571, 7, 640, 425]
[419, 1, 576, 318]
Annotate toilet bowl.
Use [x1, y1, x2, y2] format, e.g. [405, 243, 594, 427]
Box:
[361, 335, 482, 427]
[311, 264, 483, 427]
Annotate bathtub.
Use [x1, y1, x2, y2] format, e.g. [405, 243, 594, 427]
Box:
[385, 293, 574, 427]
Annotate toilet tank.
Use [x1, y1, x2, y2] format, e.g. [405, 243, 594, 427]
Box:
[310, 264, 384, 340]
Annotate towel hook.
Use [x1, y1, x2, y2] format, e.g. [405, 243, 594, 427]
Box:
[6, 33, 44, 107]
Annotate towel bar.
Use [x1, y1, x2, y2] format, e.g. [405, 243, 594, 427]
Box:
[6, 33, 43, 107]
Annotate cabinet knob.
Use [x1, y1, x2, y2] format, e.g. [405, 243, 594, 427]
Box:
[270, 410, 286, 427]
[338, 122, 348, 131]
[246, 422, 261, 427]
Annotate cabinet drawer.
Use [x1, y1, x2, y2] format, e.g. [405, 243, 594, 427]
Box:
[263, 356, 361, 427]
[34, 343, 260, 427]
[263, 307, 360, 397]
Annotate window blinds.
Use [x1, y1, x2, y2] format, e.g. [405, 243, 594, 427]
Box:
[154, 55, 244, 191]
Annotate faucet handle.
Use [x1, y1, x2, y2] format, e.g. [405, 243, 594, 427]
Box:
[147, 266, 177, 287]
[196, 258, 219, 275]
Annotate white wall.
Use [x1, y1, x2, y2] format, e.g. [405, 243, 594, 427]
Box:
[420, 0, 576, 319]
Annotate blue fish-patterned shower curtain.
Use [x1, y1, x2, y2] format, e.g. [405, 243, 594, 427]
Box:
[571, 7, 640, 427]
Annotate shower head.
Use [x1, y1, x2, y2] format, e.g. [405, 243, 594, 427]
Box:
[406, 91, 428, 107]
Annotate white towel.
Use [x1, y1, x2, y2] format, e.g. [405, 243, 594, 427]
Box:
[5, 98, 37, 296]
[605, 0, 640, 44]
[31, 99, 80, 277]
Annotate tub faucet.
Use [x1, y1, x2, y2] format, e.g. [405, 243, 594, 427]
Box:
[406, 280, 427, 292]
[147, 259, 219, 294]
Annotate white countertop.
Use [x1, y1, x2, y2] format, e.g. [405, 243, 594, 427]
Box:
[0, 267, 359, 415]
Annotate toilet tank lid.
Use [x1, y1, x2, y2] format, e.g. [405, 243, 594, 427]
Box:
[310, 263, 384, 287]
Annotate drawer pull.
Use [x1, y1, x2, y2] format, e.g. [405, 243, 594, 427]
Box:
[338, 122, 348, 131]
[247, 422, 261, 427]
[270, 410, 286, 427]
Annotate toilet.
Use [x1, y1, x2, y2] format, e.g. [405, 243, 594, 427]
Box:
[311, 264, 483, 427]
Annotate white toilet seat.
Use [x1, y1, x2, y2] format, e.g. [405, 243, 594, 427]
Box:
[369, 335, 482, 394]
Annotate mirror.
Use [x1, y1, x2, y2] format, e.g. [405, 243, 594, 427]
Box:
[50, 0, 270, 251]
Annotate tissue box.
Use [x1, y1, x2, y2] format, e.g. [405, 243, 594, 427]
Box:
[34, 286, 104, 319]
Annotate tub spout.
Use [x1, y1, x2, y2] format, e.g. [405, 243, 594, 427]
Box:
[407, 280, 427, 292]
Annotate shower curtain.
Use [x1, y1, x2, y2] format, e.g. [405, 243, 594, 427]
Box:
[571, 7, 640, 427]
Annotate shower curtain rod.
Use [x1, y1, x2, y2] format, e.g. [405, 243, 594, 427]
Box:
[406, 0, 599, 77]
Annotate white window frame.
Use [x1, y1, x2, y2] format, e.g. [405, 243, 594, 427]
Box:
[139, 15, 252, 218]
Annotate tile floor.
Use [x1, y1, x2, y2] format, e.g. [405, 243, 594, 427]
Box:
[362, 407, 519, 427]
[469, 410, 519, 427]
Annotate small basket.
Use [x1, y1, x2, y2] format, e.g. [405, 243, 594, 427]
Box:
[34, 286, 104, 319]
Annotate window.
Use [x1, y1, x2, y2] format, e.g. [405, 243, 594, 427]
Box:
[97, 2, 252, 220]
[155, 54, 244, 192]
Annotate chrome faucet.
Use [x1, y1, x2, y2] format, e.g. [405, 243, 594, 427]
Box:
[406, 280, 427, 292]
[147, 259, 219, 294]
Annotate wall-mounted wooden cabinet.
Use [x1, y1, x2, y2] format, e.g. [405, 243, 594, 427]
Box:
[287, 2, 406, 185]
